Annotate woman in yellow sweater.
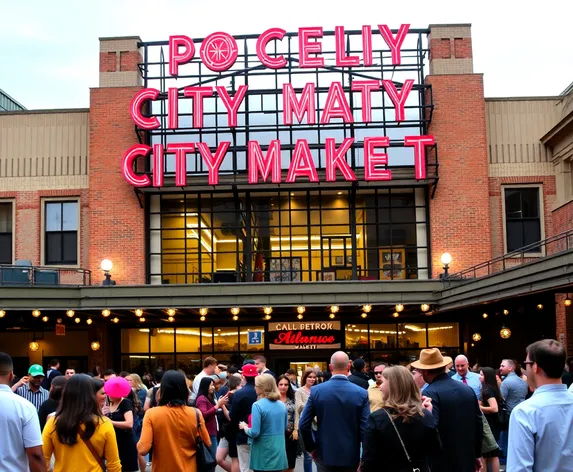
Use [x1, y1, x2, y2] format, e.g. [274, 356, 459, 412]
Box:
[42, 374, 121, 472]
[137, 370, 211, 472]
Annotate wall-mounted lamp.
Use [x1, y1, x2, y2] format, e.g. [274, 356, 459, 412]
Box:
[101, 259, 116, 286]
[440, 253, 452, 278]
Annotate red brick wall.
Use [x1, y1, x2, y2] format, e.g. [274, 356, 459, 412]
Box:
[453, 38, 472, 59]
[89, 86, 145, 285]
[120, 52, 140, 72]
[427, 74, 491, 277]
[553, 201, 573, 235]
[100, 52, 116, 73]
[430, 39, 451, 59]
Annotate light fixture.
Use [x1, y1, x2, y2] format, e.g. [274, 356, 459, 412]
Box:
[440, 252, 452, 278]
[167, 308, 176, 317]
[232, 314, 239, 321]
[482, 313, 488, 319]
[297, 306, 306, 314]
[0, 310, 5, 318]
[199, 308, 208, 316]
[102, 309, 111, 317]
[330, 305, 339, 313]
[392, 312, 399, 318]
[112, 317, 119, 323]
[537, 304, 544, 310]
[500, 327, 512, 339]
[66, 310, 75, 318]
[75, 317, 81, 324]
[297, 313, 304, 320]
[140, 317, 146, 323]
[200, 315, 206, 321]
[421, 304, 430, 312]
[362, 304, 372, 313]
[472, 333, 482, 342]
[91, 340, 101, 351]
[168, 316, 175, 322]
[329, 313, 335, 319]
[337, 191, 343, 195]
[86, 318, 93, 325]
[57, 318, 62, 324]
[263, 307, 273, 315]
[361, 313, 367, 318]
[565, 297, 573, 307]
[42, 316, 49, 322]
[32, 310, 41, 318]
[29, 340, 39, 352]
[395, 304, 404, 313]
[290, 192, 295, 196]
[503, 309, 509, 315]
[135, 309, 143, 317]
[100, 259, 116, 286]
[231, 307, 240, 315]
[264, 314, 272, 320]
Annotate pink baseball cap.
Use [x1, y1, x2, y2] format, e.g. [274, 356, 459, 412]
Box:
[104, 376, 131, 398]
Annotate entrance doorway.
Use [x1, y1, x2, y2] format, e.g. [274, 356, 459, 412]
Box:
[273, 356, 330, 386]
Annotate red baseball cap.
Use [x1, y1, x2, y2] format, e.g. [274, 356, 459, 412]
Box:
[241, 364, 258, 377]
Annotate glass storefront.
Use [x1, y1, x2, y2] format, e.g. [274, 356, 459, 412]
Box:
[148, 187, 429, 284]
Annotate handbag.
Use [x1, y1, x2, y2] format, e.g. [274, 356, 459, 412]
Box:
[194, 408, 216, 472]
[80, 435, 106, 471]
[381, 408, 428, 472]
[497, 398, 509, 430]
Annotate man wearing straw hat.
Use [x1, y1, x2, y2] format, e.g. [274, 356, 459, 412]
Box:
[411, 348, 483, 472]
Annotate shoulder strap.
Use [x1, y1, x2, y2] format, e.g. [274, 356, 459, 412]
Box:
[194, 408, 203, 443]
[80, 434, 106, 471]
[382, 408, 411, 463]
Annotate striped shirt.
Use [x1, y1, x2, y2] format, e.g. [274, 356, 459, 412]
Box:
[15, 384, 49, 412]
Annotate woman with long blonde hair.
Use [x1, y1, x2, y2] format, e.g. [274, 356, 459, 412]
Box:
[238, 375, 288, 472]
[361, 366, 440, 472]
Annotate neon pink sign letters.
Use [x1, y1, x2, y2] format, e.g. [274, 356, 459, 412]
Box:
[122, 24, 435, 188]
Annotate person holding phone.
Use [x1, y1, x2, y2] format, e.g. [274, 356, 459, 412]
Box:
[196, 377, 229, 464]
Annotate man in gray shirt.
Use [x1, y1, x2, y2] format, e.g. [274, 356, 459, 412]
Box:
[499, 359, 528, 464]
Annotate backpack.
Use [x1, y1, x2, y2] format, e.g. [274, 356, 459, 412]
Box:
[497, 398, 509, 430]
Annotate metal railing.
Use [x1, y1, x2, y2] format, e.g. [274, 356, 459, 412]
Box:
[446, 229, 573, 281]
[0, 264, 91, 286]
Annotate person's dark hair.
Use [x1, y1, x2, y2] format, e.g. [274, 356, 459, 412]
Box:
[103, 369, 116, 378]
[228, 375, 241, 391]
[159, 370, 189, 407]
[154, 369, 165, 383]
[513, 360, 524, 378]
[301, 369, 317, 387]
[0, 352, 13, 376]
[276, 374, 295, 401]
[49, 359, 59, 367]
[526, 339, 566, 379]
[50, 376, 68, 402]
[197, 377, 215, 404]
[54, 374, 101, 444]
[119, 371, 130, 378]
[127, 388, 142, 415]
[203, 357, 218, 369]
[480, 367, 502, 404]
[228, 366, 239, 375]
[285, 368, 296, 376]
[91, 378, 104, 394]
[567, 356, 573, 373]
[92, 366, 101, 377]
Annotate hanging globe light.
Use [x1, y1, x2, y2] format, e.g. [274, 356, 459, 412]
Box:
[472, 333, 482, 342]
[500, 327, 511, 339]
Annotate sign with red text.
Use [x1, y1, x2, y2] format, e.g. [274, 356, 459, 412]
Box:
[269, 321, 342, 350]
[123, 25, 435, 188]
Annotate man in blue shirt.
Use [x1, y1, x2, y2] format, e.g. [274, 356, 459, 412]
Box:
[452, 354, 481, 398]
[508, 339, 573, 471]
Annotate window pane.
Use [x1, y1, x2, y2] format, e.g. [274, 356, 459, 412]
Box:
[240, 326, 265, 352]
[176, 354, 202, 375]
[369, 324, 398, 349]
[345, 324, 369, 350]
[149, 354, 175, 372]
[428, 322, 459, 347]
[201, 327, 214, 352]
[46, 203, 62, 231]
[62, 202, 78, 230]
[399, 323, 427, 349]
[0, 234, 11, 264]
[520, 189, 539, 218]
[150, 328, 175, 352]
[523, 220, 541, 249]
[121, 355, 151, 374]
[45, 233, 62, 264]
[175, 327, 201, 352]
[213, 327, 239, 351]
[121, 329, 149, 353]
[0, 203, 12, 232]
[506, 221, 524, 252]
[504, 190, 521, 218]
[62, 232, 78, 264]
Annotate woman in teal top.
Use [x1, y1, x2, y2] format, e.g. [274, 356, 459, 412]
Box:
[239, 374, 288, 472]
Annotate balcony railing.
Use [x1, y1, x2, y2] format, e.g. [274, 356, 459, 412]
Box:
[446, 229, 573, 281]
[0, 262, 91, 286]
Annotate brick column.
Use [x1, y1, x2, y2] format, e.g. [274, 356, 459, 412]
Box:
[426, 25, 492, 277]
[89, 37, 146, 285]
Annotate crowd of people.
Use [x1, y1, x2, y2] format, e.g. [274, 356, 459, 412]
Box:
[1, 342, 573, 472]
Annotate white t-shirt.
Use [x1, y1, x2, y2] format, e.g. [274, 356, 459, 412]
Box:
[0, 384, 43, 472]
[191, 370, 209, 403]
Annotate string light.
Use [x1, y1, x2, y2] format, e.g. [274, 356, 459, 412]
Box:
[32, 310, 41, 318]
[102, 309, 111, 317]
[329, 313, 335, 319]
[330, 305, 339, 313]
[74, 317, 81, 324]
[392, 312, 399, 318]
[297, 306, 306, 314]
[135, 309, 143, 317]
[140, 317, 146, 323]
[66, 310, 75, 318]
[200, 316, 206, 321]
[86, 318, 93, 325]
[362, 304, 372, 313]
[503, 309, 509, 315]
[263, 307, 273, 315]
[361, 313, 368, 319]
[42, 316, 49, 322]
[199, 308, 208, 316]
[472, 333, 482, 342]
[421, 304, 430, 312]
[91, 341, 101, 351]
[167, 308, 176, 317]
[29, 340, 39, 352]
[232, 315, 239, 321]
[500, 327, 511, 339]
[395, 304, 404, 312]
[482, 313, 488, 319]
[0, 310, 5, 318]
[231, 307, 240, 316]
[565, 298, 573, 307]
[297, 313, 304, 320]
[264, 314, 272, 320]
[537, 304, 544, 310]
[168, 316, 175, 322]
[112, 317, 119, 323]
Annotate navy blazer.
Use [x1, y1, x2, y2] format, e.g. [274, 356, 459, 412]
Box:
[229, 381, 258, 445]
[424, 373, 483, 472]
[299, 375, 370, 467]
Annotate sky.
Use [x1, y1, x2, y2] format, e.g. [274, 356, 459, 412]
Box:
[1, 0, 572, 110]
